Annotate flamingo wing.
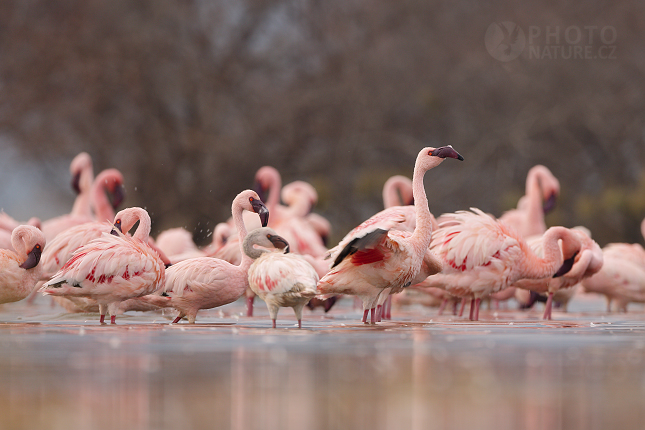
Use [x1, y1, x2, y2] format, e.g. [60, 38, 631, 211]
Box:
[164, 257, 234, 297]
[41, 221, 112, 275]
[250, 253, 319, 296]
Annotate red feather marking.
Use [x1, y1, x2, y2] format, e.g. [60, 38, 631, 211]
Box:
[448, 256, 468, 272]
[98, 274, 106, 283]
[65, 250, 88, 270]
[351, 248, 385, 266]
[264, 275, 277, 291]
[86, 268, 96, 282]
[123, 266, 130, 280]
[133, 271, 142, 278]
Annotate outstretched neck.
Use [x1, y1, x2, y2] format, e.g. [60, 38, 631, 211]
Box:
[410, 160, 439, 250]
[232, 206, 252, 267]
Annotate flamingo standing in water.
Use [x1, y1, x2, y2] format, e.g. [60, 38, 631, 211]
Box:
[422, 208, 582, 321]
[40, 207, 166, 324]
[0, 226, 46, 304]
[317, 146, 463, 324]
[145, 190, 269, 324]
[512, 227, 603, 319]
[499, 165, 560, 238]
[245, 227, 319, 328]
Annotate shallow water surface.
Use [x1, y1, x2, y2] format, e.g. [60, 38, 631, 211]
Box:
[1, 295, 645, 430]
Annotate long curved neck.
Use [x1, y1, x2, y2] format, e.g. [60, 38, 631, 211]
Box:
[524, 167, 547, 226]
[70, 166, 94, 218]
[519, 226, 576, 280]
[267, 173, 282, 214]
[243, 239, 270, 260]
[232, 204, 252, 267]
[92, 172, 116, 222]
[410, 160, 440, 252]
[132, 211, 152, 241]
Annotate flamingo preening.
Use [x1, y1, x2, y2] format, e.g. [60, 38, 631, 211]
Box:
[0, 226, 46, 304]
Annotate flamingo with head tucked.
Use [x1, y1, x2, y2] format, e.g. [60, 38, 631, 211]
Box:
[91, 168, 125, 222]
[245, 227, 319, 328]
[0, 226, 46, 305]
[422, 208, 582, 321]
[147, 190, 269, 324]
[40, 207, 166, 324]
[499, 165, 560, 238]
[512, 227, 603, 319]
[317, 146, 463, 324]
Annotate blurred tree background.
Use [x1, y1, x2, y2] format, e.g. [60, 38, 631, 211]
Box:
[0, 0, 644, 246]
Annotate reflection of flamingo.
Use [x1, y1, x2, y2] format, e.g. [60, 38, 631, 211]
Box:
[0, 226, 46, 304]
[318, 146, 463, 324]
[499, 165, 560, 238]
[512, 227, 603, 319]
[245, 227, 319, 328]
[424, 208, 582, 321]
[41, 207, 166, 324]
[151, 190, 269, 324]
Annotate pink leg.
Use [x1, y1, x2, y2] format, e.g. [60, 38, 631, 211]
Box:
[438, 299, 448, 316]
[452, 300, 458, 315]
[376, 305, 382, 322]
[246, 296, 254, 317]
[370, 308, 376, 324]
[172, 316, 182, 324]
[362, 309, 369, 323]
[298, 319, 302, 329]
[100, 314, 105, 324]
[110, 315, 116, 325]
[385, 296, 392, 319]
[474, 298, 481, 321]
[469, 298, 475, 321]
[458, 297, 467, 317]
[272, 319, 277, 329]
[543, 292, 554, 320]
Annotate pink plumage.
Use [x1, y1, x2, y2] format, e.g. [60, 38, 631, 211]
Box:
[40, 207, 165, 324]
[0, 225, 46, 304]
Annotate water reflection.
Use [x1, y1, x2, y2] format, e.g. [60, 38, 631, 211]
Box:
[1, 300, 645, 429]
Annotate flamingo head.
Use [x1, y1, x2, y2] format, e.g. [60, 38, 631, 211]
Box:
[69, 152, 92, 194]
[71, 172, 82, 194]
[251, 197, 270, 227]
[19, 243, 43, 270]
[112, 207, 148, 236]
[253, 166, 280, 203]
[109, 182, 126, 210]
[267, 232, 290, 253]
[553, 251, 578, 278]
[238, 190, 270, 227]
[430, 146, 464, 161]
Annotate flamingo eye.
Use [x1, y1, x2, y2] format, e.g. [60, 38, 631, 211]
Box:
[249, 197, 254, 203]
[35, 244, 41, 251]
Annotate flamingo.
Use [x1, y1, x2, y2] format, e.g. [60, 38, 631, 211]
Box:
[148, 190, 269, 324]
[40, 207, 166, 324]
[0, 226, 46, 305]
[422, 208, 582, 321]
[41, 152, 96, 240]
[317, 146, 463, 324]
[382, 175, 415, 208]
[499, 165, 560, 238]
[245, 227, 319, 328]
[512, 227, 603, 319]
[91, 168, 125, 222]
[581, 255, 645, 312]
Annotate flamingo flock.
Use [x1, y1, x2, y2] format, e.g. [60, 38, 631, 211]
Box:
[0, 147, 643, 328]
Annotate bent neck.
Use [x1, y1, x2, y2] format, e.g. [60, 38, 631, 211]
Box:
[92, 171, 117, 222]
[519, 226, 575, 280]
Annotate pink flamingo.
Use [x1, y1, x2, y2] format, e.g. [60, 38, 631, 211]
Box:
[382, 175, 415, 208]
[41, 152, 96, 240]
[581, 255, 645, 312]
[0, 226, 46, 304]
[317, 146, 463, 324]
[245, 227, 319, 328]
[423, 208, 582, 321]
[40, 207, 166, 324]
[512, 227, 603, 319]
[149, 190, 269, 324]
[499, 165, 560, 238]
[91, 168, 125, 222]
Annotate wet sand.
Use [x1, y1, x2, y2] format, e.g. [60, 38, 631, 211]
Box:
[1, 294, 645, 430]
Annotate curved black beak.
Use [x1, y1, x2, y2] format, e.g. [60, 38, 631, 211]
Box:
[543, 193, 557, 214]
[20, 244, 42, 269]
[71, 172, 81, 194]
[431, 146, 464, 161]
[109, 185, 126, 210]
[553, 252, 578, 278]
[111, 219, 123, 236]
[267, 233, 290, 253]
[251, 198, 269, 227]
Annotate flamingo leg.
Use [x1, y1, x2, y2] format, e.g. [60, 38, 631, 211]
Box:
[376, 305, 383, 322]
[452, 300, 458, 315]
[543, 292, 554, 320]
[438, 298, 448, 316]
[474, 298, 481, 321]
[469, 298, 475, 321]
[272, 319, 277, 329]
[370, 308, 376, 324]
[385, 296, 392, 319]
[99, 314, 105, 324]
[458, 297, 467, 317]
[246, 296, 255, 317]
[110, 315, 116, 324]
[298, 319, 302, 329]
[172, 316, 182, 324]
[362, 309, 369, 323]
